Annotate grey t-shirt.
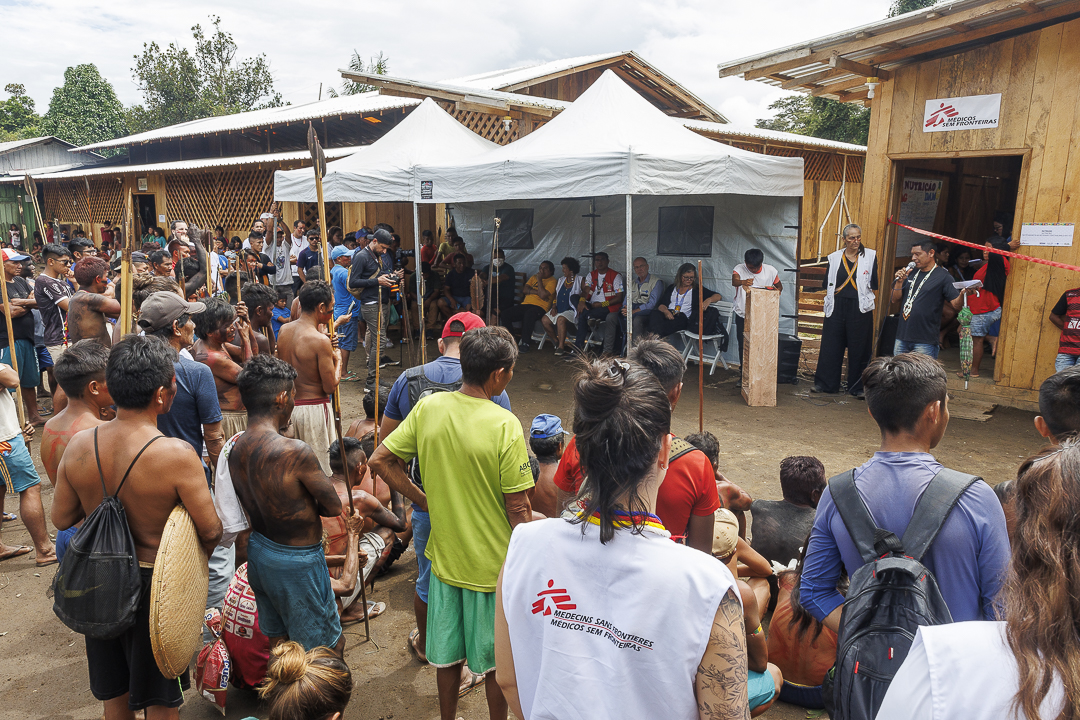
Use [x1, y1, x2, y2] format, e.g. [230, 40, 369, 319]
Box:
[896, 267, 959, 344]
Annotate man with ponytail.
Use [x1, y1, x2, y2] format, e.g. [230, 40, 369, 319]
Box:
[369, 325, 533, 720]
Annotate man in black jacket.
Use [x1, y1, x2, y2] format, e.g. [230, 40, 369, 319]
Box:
[348, 229, 401, 394]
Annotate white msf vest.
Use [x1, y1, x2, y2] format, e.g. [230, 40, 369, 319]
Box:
[823, 247, 877, 317]
[501, 517, 738, 720]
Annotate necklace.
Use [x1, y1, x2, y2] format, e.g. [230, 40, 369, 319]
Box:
[580, 507, 667, 533]
[902, 266, 935, 320]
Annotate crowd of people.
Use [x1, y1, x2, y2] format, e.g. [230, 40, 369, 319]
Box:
[1, 214, 1079, 720]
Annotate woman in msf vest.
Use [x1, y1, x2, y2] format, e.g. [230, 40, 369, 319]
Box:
[495, 357, 749, 720]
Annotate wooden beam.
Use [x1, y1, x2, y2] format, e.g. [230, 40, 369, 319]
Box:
[1021, 1, 1041, 12]
[497, 55, 627, 92]
[341, 74, 556, 117]
[949, 22, 973, 32]
[741, 53, 816, 80]
[838, 88, 871, 102]
[620, 56, 724, 122]
[780, 67, 849, 89]
[830, 56, 892, 80]
[811, 76, 868, 96]
[720, 46, 812, 79]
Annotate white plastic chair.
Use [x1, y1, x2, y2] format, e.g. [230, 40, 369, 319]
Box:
[681, 301, 736, 375]
[531, 319, 551, 350]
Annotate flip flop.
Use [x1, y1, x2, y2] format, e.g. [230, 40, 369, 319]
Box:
[408, 627, 427, 664]
[2, 512, 15, 522]
[341, 600, 386, 626]
[0, 545, 31, 562]
[36, 555, 59, 567]
[458, 666, 484, 697]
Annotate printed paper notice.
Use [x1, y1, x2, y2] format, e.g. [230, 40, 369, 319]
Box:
[1020, 223, 1074, 247]
[896, 178, 944, 256]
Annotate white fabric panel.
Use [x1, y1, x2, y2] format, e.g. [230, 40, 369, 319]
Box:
[273, 98, 498, 202]
[452, 193, 799, 364]
[415, 71, 804, 203]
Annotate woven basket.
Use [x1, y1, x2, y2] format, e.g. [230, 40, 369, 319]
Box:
[150, 504, 209, 679]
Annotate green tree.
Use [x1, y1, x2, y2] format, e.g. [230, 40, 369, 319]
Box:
[0, 84, 42, 140]
[889, 0, 938, 17]
[327, 51, 388, 97]
[40, 65, 127, 149]
[756, 95, 871, 146]
[127, 15, 283, 133]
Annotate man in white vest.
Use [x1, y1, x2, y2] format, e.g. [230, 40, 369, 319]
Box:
[812, 224, 879, 399]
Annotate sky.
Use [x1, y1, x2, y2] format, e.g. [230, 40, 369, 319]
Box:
[4, 0, 893, 128]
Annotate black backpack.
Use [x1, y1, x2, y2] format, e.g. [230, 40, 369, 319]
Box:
[52, 429, 161, 639]
[824, 467, 979, 720]
[403, 365, 464, 491]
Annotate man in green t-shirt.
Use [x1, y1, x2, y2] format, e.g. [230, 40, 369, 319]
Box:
[371, 325, 532, 720]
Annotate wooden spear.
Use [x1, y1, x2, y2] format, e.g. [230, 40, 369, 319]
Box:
[698, 260, 704, 434]
[24, 175, 47, 245]
[84, 178, 95, 248]
[0, 259, 27, 431]
[16, 192, 28, 251]
[118, 190, 135, 335]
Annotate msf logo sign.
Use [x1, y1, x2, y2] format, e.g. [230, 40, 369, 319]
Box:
[532, 579, 577, 616]
[925, 103, 959, 128]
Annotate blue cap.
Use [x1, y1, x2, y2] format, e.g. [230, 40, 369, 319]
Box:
[530, 414, 567, 440]
[355, 229, 368, 239]
[331, 245, 354, 260]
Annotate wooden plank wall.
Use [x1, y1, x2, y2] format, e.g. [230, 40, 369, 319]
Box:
[801, 178, 864, 262]
[859, 19, 1080, 391]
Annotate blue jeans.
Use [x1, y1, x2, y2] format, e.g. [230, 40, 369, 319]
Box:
[894, 339, 940, 359]
[412, 506, 432, 603]
[1055, 353, 1080, 373]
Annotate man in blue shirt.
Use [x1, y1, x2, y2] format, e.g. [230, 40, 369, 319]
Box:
[329, 245, 358, 381]
[624, 256, 664, 338]
[378, 312, 509, 672]
[800, 353, 1009, 630]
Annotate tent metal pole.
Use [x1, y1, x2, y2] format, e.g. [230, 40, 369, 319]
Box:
[625, 194, 633, 353]
[590, 198, 596, 258]
[413, 202, 426, 365]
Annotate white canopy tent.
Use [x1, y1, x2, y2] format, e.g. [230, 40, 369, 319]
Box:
[414, 71, 804, 357]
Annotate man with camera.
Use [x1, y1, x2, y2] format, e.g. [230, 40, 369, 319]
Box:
[349, 228, 402, 395]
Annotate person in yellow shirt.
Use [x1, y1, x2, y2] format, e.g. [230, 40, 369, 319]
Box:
[500, 261, 556, 351]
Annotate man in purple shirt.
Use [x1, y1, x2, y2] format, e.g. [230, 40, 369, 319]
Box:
[800, 353, 1009, 631]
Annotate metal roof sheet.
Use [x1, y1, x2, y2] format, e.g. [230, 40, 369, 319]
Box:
[683, 120, 867, 152]
[445, 52, 627, 89]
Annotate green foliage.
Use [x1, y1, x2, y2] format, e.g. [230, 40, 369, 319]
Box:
[327, 51, 388, 98]
[0, 84, 42, 140]
[39, 65, 127, 150]
[127, 15, 283, 133]
[755, 94, 870, 146]
[889, 0, 938, 17]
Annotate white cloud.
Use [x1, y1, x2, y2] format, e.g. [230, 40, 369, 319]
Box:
[3, 0, 890, 127]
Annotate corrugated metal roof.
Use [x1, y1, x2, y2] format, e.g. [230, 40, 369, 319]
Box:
[445, 52, 627, 90]
[0, 136, 83, 155]
[2, 145, 366, 182]
[683, 120, 867, 153]
[75, 94, 421, 152]
[337, 71, 575, 114]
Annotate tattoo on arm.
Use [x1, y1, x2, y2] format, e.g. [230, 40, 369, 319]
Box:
[695, 589, 750, 720]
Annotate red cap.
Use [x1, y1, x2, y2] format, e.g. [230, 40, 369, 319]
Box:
[441, 312, 486, 338]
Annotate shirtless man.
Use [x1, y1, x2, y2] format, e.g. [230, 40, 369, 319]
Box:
[40, 340, 112, 561]
[276, 280, 341, 475]
[52, 335, 221, 719]
[67, 257, 121, 346]
[345, 387, 385, 440]
[325, 437, 407, 624]
[192, 297, 252, 438]
[228, 354, 345, 654]
[238, 282, 277, 355]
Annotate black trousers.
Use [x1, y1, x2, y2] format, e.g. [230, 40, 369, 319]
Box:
[649, 311, 689, 338]
[814, 296, 874, 394]
[500, 303, 546, 340]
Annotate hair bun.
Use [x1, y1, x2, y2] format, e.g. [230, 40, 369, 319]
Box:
[573, 360, 628, 418]
[267, 641, 308, 685]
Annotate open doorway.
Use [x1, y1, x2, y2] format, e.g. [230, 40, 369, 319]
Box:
[888, 153, 1024, 383]
[135, 194, 157, 242]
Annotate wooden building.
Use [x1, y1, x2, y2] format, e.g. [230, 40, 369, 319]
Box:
[720, 0, 1080, 407]
[0, 137, 103, 237]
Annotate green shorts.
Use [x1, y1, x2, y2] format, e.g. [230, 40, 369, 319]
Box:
[426, 574, 496, 674]
[0, 340, 39, 389]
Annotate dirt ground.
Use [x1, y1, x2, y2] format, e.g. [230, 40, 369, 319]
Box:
[0, 338, 1044, 720]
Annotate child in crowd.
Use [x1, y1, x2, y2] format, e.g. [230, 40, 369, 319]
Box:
[527, 414, 566, 518]
[271, 290, 292, 338]
[750, 456, 826, 568]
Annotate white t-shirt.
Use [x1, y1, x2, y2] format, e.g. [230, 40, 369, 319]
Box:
[289, 233, 306, 278]
[0, 388, 20, 442]
[877, 621, 1065, 720]
[585, 270, 624, 304]
[666, 286, 695, 317]
[732, 262, 779, 317]
[502, 516, 738, 720]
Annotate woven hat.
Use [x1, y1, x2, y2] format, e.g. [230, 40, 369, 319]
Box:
[712, 508, 740, 560]
[150, 504, 210, 679]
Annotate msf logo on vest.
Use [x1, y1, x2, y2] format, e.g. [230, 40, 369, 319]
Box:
[532, 579, 577, 616]
[925, 103, 959, 128]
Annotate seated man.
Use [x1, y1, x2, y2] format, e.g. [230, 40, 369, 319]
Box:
[574, 252, 625, 356]
[624, 256, 664, 337]
[345, 387, 386, 440]
[436, 254, 476, 320]
[479, 249, 516, 321]
[527, 414, 566, 519]
[751, 456, 826, 568]
[323, 437, 407, 625]
[500, 261, 556, 350]
[686, 430, 753, 534]
[715, 509, 783, 717]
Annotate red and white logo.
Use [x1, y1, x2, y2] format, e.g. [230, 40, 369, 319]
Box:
[922, 94, 1000, 133]
[924, 103, 959, 128]
[532, 579, 577, 616]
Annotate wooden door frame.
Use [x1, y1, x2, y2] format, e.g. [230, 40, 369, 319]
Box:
[133, 193, 157, 242]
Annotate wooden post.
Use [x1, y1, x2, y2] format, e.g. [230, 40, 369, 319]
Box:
[697, 260, 704, 433]
[740, 288, 780, 407]
[119, 190, 135, 337]
[413, 203, 426, 365]
[0, 263, 27, 429]
[24, 176, 47, 245]
[625, 195, 633, 352]
[84, 178, 96, 248]
[16, 193, 28, 249]
[487, 218, 500, 325]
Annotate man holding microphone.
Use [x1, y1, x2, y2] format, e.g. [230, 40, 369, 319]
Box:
[349, 228, 402, 395]
[892, 239, 967, 358]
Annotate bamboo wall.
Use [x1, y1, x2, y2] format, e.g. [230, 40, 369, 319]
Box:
[859, 18, 1080, 391]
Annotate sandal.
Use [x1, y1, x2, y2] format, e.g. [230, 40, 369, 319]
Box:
[458, 665, 484, 697]
[408, 627, 427, 663]
[2, 512, 15, 522]
[0, 545, 31, 562]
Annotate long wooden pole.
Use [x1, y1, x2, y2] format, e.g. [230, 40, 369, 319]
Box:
[625, 195, 633, 353]
[0, 266, 27, 429]
[697, 260, 705, 434]
[413, 203, 426, 365]
[16, 193, 28, 250]
[84, 178, 95, 248]
[119, 190, 134, 335]
[24, 176, 47, 245]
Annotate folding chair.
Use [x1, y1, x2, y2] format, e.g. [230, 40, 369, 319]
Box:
[681, 301, 736, 375]
[531, 319, 551, 350]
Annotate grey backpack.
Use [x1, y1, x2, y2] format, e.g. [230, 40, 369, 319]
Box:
[824, 467, 979, 720]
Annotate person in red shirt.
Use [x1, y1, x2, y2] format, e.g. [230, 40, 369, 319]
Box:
[964, 242, 1009, 378]
[554, 337, 718, 552]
